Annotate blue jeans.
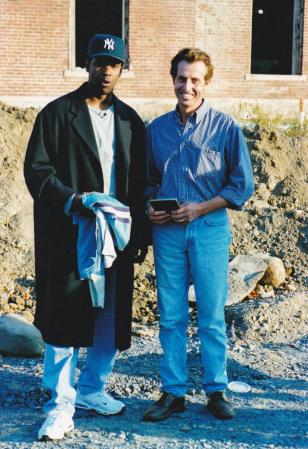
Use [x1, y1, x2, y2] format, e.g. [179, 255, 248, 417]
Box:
[42, 265, 117, 416]
[153, 216, 231, 397]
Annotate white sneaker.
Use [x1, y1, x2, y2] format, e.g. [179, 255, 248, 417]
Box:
[38, 409, 74, 441]
[75, 390, 125, 415]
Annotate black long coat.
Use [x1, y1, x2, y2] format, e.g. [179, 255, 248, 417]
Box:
[24, 83, 150, 350]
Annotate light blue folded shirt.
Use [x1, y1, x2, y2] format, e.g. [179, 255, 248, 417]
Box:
[68, 193, 131, 308]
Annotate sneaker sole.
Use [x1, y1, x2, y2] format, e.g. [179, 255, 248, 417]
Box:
[143, 405, 186, 422]
[38, 424, 74, 441]
[75, 403, 125, 416]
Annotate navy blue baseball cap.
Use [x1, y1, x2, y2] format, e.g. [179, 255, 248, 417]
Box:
[87, 34, 125, 63]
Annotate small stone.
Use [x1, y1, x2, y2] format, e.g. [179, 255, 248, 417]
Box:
[293, 209, 305, 219]
[140, 316, 149, 325]
[232, 345, 244, 353]
[8, 303, 18, 310]
[119, 431, 126, 440]
[132, 324, 156, 337]
[15, 297, 25, 306]
[21, 310, 34, 323]
[0, 304, 11, 314]
[255, 285, 265, 295]
[261, 290, 275, 299]
[285, 283, 297, 291]
[262, 257, 286, 287]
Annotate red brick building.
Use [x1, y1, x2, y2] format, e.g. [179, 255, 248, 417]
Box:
[0, 0, 307, 113]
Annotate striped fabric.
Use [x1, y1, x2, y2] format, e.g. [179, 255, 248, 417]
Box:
[72, 193, 131, 307]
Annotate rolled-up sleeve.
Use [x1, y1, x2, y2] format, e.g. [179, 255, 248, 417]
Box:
[219, 123, 254, 210]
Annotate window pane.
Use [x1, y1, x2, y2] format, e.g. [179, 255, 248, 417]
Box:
[251, 0, 294, 74]
[76, 0, 123, 68]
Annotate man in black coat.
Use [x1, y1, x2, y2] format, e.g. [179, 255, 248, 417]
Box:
[24, 34, 150, 441]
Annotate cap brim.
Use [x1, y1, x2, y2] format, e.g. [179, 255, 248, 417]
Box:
[88, 52, 125, 63]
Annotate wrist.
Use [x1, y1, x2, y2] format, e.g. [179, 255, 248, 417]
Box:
[199, 201, 209, 216]
[71, 193, 84, 214]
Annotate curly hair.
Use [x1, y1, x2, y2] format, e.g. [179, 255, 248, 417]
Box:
[170, 48, 214, 82]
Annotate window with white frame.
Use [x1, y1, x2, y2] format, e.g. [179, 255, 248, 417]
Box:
[251, 0, 304, 75]
[71, 0, 128, 69]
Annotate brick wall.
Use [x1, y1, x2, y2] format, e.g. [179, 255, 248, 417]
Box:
[0, 0, 75, 95]
[196, 0, 308, 99]
[0, 0, 307, 102]
[116, 0, 196, 97]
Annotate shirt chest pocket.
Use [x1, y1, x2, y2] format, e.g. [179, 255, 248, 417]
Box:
[194, 146, 223, 177]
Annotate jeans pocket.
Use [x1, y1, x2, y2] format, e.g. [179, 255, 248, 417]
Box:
[203, 209, 228, 226]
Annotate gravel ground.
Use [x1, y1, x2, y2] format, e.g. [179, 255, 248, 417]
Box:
[0, 319, 307, 449]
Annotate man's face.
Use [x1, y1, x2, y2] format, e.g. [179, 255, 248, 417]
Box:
[173, 60, 210, 113]
[87, 56, 122, 97]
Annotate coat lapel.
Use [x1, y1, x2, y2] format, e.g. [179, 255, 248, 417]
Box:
[68, 84, 100, 164]
[114, 97, 132, 201]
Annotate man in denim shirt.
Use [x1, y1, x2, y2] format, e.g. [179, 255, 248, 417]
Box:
[143, 48, 254, 422]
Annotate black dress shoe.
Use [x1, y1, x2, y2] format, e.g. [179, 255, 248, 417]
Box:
[143, 392, 185, 422]
[207, 392, 235, 420]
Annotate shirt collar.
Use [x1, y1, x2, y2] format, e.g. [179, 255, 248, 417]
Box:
[174, 99, 209, 126]
[88, 104, 114, 118]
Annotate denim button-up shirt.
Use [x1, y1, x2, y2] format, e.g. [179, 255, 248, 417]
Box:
[145, 101, 254, 211]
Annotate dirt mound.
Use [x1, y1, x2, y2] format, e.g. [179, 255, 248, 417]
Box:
[246, 125, 308, 208]
[0, 103, 37, 320]
[229, 125, 308, 284]
[0, 104, 307, 339]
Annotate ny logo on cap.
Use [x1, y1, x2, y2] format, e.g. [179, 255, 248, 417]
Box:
[104, 38, 115, 51]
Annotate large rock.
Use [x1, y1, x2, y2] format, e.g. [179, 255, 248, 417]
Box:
[227, 254, 285, 306]
[188, 254, 286, 307]
[0, 313, 44, 356]
[225, 291, 308, 343]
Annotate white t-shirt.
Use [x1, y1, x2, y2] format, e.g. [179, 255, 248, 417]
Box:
[88, 104, 116, 196]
